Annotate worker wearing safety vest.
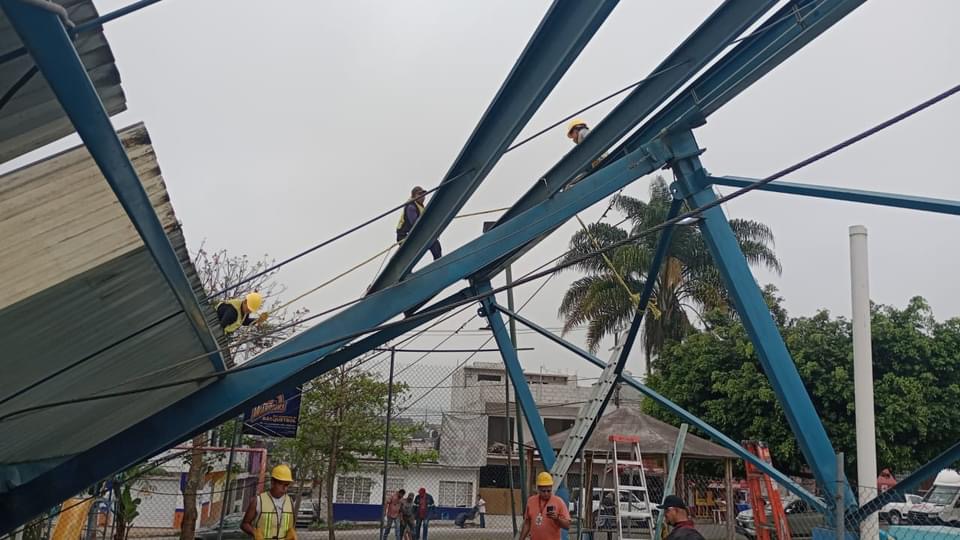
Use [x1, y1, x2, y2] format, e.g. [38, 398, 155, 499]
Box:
[217, 292, 267, 334]
[242, 465, 297, 540]
[396, 186, 442, 260]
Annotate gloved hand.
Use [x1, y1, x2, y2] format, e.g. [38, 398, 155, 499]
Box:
[256, 312, 269, 325]
[253, 531, 264, 540]
[284, 527, 297, 540]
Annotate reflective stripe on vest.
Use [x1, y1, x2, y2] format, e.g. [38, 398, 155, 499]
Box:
[219, 298, 245, 334]
[396, 200, 425, 234]
[255, 492, 294, 540]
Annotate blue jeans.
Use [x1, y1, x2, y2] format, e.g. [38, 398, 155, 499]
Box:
[479, 512, 486, 528]
[415, 518, 429, 540]
[383, 517, 401, 540]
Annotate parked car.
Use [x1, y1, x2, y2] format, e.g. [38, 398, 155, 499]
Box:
[195, 513, 246, 540]
[908, 470, 960, 527]
[296, 498, 318, 527]
[591, 488, 656, 529]
[736, 497, 825, 539]
[881, 493, 923, 525]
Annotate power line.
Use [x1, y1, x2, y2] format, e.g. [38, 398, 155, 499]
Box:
[6, 82, 955, 422]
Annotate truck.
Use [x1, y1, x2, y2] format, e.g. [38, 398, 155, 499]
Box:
[907, 469, 960, 527]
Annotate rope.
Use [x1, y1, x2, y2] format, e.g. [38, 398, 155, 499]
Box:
[269, 241, 399, 314]
[5, 82, 956, 422]
[453, 207, 511, 219]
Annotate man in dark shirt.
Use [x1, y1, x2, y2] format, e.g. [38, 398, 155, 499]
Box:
[396, 186, 442, 260]
[216, 291, 266, 334]
[660, 495, 705, 540]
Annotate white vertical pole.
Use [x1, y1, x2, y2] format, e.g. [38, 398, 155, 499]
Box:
[849, 225, 878, 539]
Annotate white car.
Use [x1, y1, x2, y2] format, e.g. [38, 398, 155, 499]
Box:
[881, 493, 923, 525]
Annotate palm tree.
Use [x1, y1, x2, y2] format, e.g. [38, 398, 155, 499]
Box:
[558, 176, 781, 374]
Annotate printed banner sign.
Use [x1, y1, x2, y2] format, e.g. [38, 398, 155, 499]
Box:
[242, 387, 302, 438]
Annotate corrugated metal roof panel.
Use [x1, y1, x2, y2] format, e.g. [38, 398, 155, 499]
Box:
[0, 0, 126, 164]
[0, 123, 230, 465]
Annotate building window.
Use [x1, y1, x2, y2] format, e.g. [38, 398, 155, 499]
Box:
[386, 477, 405, 496]
[439, 480, 474, 507]
[477, 374, 502, 382]
[336, 476, 373, 504]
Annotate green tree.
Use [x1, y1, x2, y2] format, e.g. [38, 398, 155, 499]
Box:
[643, 289, 960, 477]
[558, 176, 780, 373]
[270, 362, 434, 539]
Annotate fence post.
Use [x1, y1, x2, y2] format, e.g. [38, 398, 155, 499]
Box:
[835, 452, 845, 540]
[378, 347, 396, 540]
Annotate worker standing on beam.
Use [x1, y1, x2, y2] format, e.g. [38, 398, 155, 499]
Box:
[242, 464, 297, 540]
[566, 118, 605, 177]
[217, 291, 267, 334]
[396, 186, 442, 260]
[566, 118, 590, 144]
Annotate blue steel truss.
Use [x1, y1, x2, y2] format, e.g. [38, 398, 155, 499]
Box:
[2, 0, 958, 532]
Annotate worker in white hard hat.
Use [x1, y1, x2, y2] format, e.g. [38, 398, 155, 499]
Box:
[242, 464, 297, 540]
[217, 291, 268, 334]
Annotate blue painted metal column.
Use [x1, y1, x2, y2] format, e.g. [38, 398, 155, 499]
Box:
[1, 0, 226, 371]
[490, 302, 826, 514]
[665, 129, 850, 504]
[710, 175, 960, 216]
[560, 197, 683, 466]
[476, 282, 570, 535]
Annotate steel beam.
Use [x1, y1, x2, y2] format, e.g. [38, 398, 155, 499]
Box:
[0, 1, 226, 371]
[849, 439, 960, 524]
[368, 0, 618, 293]
[553, 197, 683, 477]
[477, 284, 570, 537]
[493, 303, 826, 513]
[473, 0, 778, 282]
[0, 289, 469, 530]
[710, 176, 960, 215]
[478, 0, 865, 281]
[477, 285, 556, 469]
[667, 129, 850, 504]
[0, 134, 672, 530]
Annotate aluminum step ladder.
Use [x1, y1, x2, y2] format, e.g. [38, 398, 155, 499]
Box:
[610, 434, 654, 540]
[549, 329, 629, 489]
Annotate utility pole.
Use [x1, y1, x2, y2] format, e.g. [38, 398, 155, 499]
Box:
[378, 347, 396, 540]
[216, 417, 242, 540]
[849, 225, 878, 539]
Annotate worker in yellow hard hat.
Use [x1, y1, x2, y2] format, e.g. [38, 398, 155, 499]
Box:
[519, 472, 570, 539]
[566, 118, 606, 179]
[567, 118, 590, 145]
[217, 291, 268, 334]
[396, 186, 442, 260]
[242, 464, 296, 540]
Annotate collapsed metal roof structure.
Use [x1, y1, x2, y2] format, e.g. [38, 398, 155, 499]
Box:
[1, 0, 958, 531]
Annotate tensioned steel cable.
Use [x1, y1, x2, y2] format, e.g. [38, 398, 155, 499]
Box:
[3, 82, 956, 422]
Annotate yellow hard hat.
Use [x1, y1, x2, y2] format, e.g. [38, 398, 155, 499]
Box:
[537, 472, 554, 487]
[271, 464, 293, 483]
[567, 118, 587, 136]
[245, 291, 263, 312]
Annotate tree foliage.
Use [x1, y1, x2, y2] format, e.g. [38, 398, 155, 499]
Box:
[559, 176, 780, 372]
[193, 243, 309, 363]
[643, 288, 960, 478]
[269, 362, 434, 539]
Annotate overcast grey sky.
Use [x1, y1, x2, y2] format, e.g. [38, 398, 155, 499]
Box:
[11, 0, 960, 383]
